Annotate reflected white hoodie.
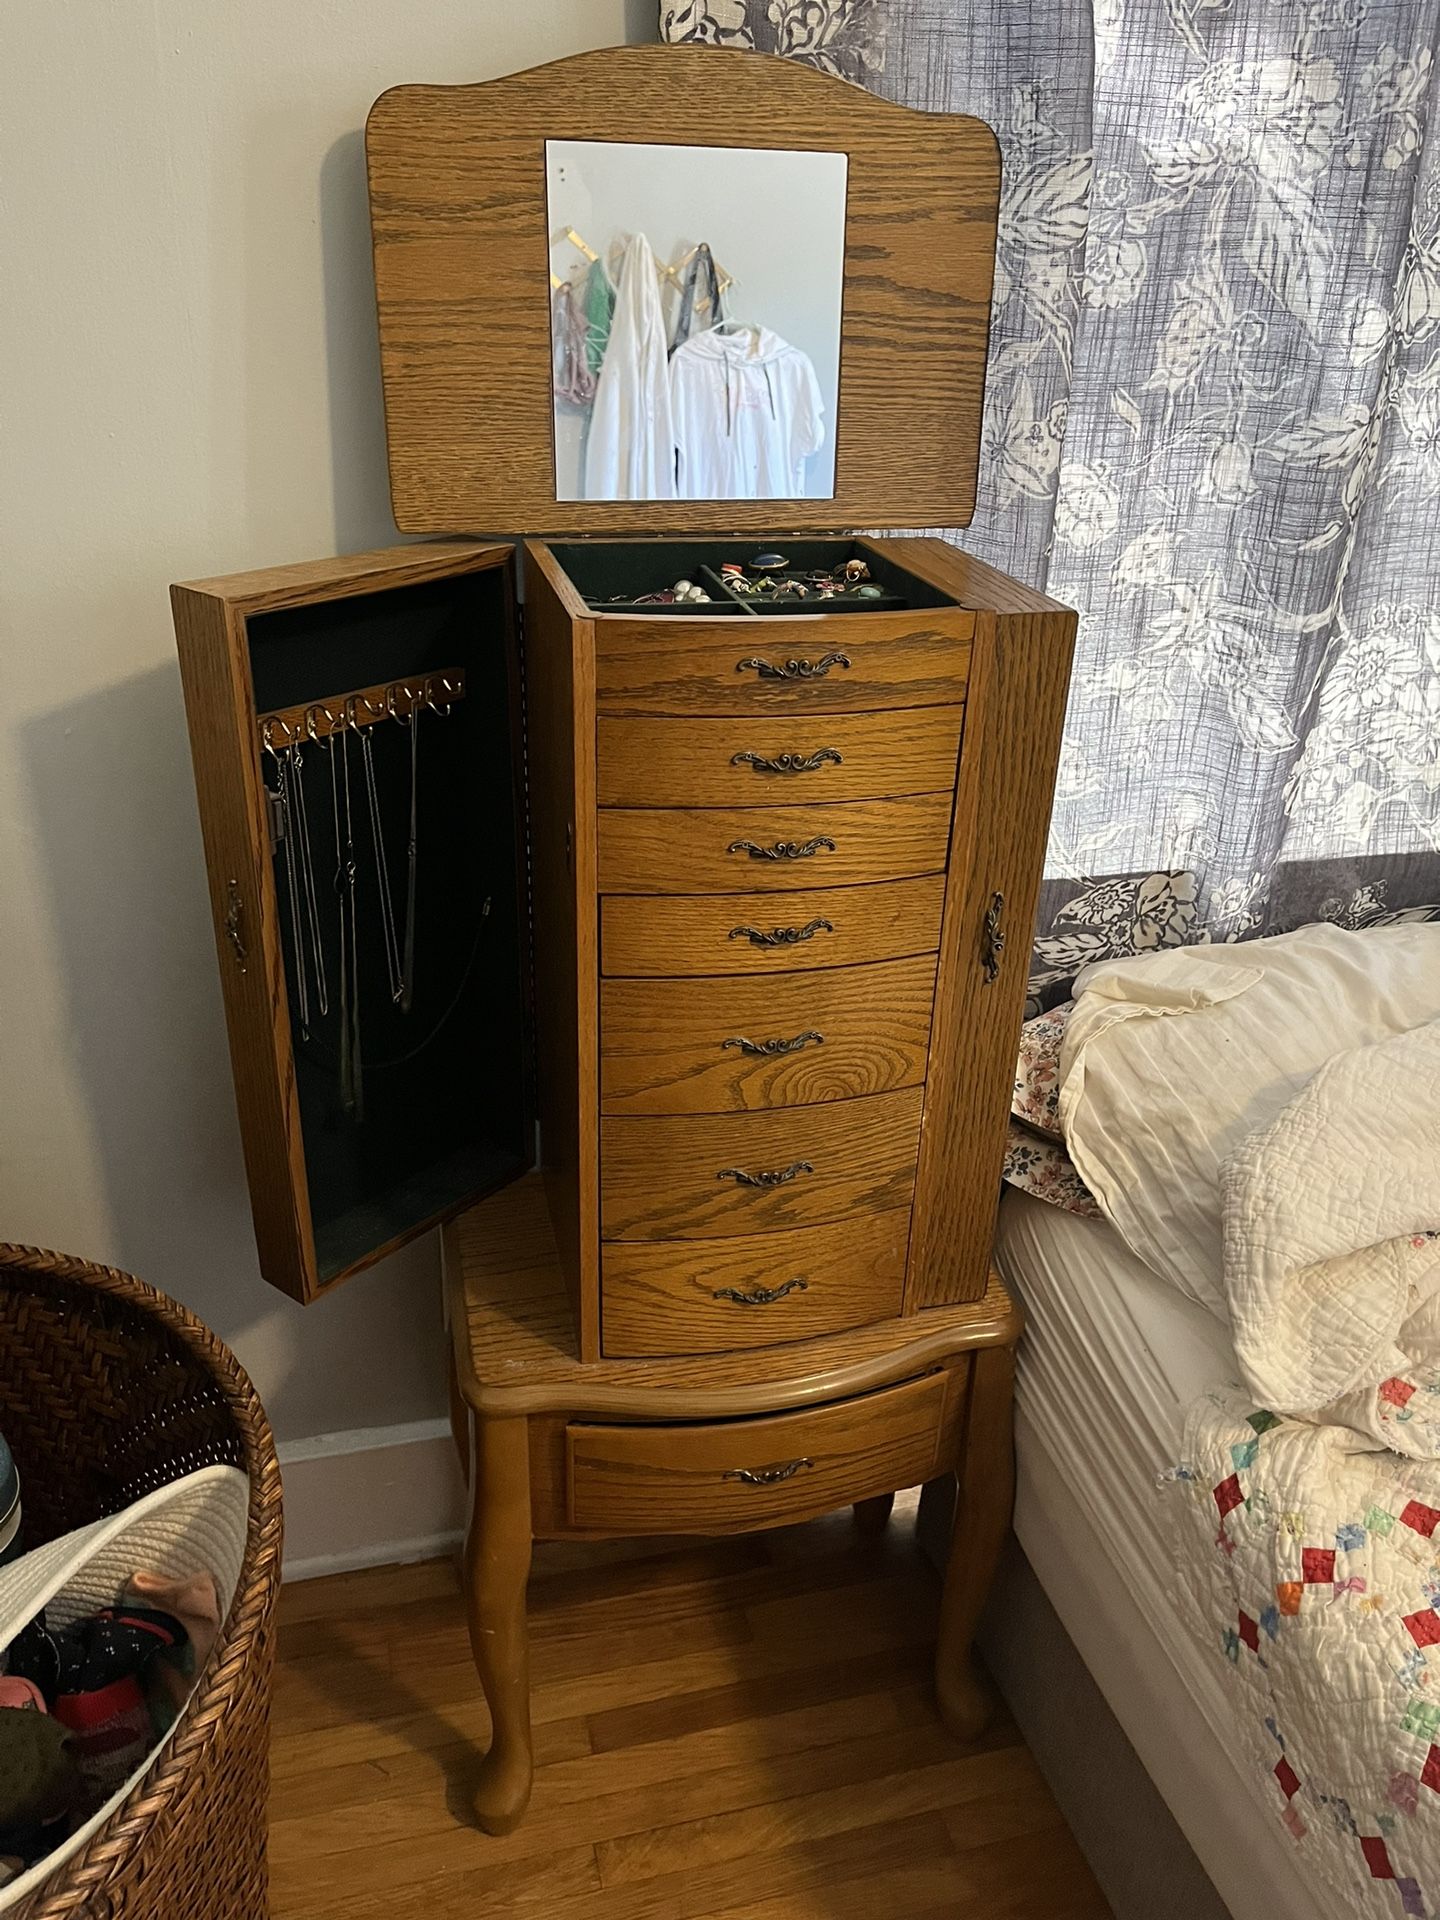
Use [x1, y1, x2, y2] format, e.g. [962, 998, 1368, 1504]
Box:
[583, 233, 676, 501]
[669, 325, 825, 499]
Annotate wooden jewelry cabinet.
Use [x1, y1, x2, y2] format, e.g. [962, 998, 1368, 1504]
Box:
[172, 46, 1075, 1834]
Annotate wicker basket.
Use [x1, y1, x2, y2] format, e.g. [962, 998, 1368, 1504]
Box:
[0, 1245, 283, 1920]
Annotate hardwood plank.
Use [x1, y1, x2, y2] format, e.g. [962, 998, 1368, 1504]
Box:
[586, 1644, 933, 1754]
[270, 1531, 1103, 1920]
[595, 1742, 1040, 1886]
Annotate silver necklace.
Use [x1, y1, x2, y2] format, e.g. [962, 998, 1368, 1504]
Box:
[360, 723, 405, 1007]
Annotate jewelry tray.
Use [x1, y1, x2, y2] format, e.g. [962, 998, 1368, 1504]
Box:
[549, 539, 961, 618]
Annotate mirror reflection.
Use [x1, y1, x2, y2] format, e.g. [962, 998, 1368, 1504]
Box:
[546, 139, 847, 503]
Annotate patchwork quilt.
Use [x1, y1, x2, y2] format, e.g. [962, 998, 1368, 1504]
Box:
[1171, 1021, 1440, 1917]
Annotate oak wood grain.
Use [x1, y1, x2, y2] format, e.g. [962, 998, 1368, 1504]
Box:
[596, 706, 965, 808]
[365, 47, 999, 535]
[599, 953, 937, 1115]
[936, 1343, 1016, 1742]
[591, 609, 973, 716]
[903, 603, 1076, 1309]
[600, 1211, 910, 1357]
[597, 792, 953, 894]
[565, 1370, 951, 1534]
[171, 538, 513, 1304]
[600, 1086, 923, 1241]
[601, 876, 945, 979]
[524, 544, 601, 1359]
[443, 1173, 1021, 1419]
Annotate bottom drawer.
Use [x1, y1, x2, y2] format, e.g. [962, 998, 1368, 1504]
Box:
[565, 1368, 957, 1533]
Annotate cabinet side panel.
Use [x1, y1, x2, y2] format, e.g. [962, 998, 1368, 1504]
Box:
[524, 546, 600, 1359]
[904, 605, 1075, 1309]
[172, 584, 318, 1302]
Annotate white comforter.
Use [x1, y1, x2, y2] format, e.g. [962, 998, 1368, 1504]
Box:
[1173, 1018, 1440, 1915]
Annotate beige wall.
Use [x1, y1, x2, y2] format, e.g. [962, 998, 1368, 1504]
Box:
[0, 0, 655, 1442]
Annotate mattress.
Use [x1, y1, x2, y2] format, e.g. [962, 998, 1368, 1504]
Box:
[994, 1187, 1319, 1920]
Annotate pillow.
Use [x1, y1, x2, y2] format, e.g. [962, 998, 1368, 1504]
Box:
[1057, 922, 1440, 1321]
[1026, 869, 1199, 1016]
[1002, 1123, 1102, 1218]
[1012, 1001, 1070, 1140]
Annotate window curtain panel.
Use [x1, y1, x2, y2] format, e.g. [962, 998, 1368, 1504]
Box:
[661, 0, 1440, 942]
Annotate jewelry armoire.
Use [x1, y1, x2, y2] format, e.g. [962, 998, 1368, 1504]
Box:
[172, 44, 1075, 1834]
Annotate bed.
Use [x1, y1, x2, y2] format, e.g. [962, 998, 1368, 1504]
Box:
[992, 1185, 1313, 1920]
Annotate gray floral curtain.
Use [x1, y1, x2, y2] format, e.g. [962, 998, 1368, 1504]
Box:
[662, 0, 1440, 944]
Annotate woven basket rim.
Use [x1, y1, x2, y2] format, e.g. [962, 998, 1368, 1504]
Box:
[0, 1242, 283, 1918]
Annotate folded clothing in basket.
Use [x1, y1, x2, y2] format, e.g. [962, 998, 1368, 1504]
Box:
[0, 1467, 247, 1912]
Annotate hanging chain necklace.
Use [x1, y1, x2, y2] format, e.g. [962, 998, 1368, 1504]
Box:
[360, 723, 405, 1007]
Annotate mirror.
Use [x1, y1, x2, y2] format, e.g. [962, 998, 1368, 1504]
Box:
[546, 140, 847, 504]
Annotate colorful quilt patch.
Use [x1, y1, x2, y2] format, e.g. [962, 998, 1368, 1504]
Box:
[1369, 1506, 1399, 1538]
[1339, 1523, 1368, 1551]
[1248, 1410, 1281, 1435]
[1303, 1547, 1337, 1584]
[1392, 1772, 1422, 1817]
[1384, 1379, 1419, 1409]
[1276, 1756, 1301, 1799]
[1215, 1473, 1244, 1519]
[1278, 1581, 1304, 1616]
[1423, 1747, 1440, 1796]
[1403, 1502, 1440, 1539]
[1405, 1609, 1440, 1649]
[1361, 1835, 1395, 1879]
[1403, 1698, 1440, 1740]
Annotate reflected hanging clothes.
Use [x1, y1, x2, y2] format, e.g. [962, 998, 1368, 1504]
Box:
[584, 233, 675, 501]
[669, 325, 824, 499]
[670, 243, 725, 354]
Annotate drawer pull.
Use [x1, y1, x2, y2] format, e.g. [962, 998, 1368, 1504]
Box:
[717, 1160, 814, 1188]
[712, 1277, 809, 1306]
[730, 748, 842, 776]
[223, 880, 248, 972]
[735, 652, 851, 682]
[725, 1458, 814, 1486]
[729, 919, 834, 948]
[981, 890, 1006, 984]
[722, 1031, 823, 1057]
[727, 836, 835, 863]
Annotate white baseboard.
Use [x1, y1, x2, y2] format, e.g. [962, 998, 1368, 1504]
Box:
[278, 1417, 466, 1583]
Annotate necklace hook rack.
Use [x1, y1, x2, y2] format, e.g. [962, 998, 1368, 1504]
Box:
[256, 668, 466, 749]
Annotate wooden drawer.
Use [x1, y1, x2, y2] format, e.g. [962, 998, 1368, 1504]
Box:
[600, 955, 937, 1115]
[601, 1085, 923, 1240]
[596, 706, 964, 809]
[601, 875, 945, 978]
[593, 615, 972, 717]
[601, 1211, 909, 1356]
[566, 1368, 955, 1532]
[598, 794, 952, 894]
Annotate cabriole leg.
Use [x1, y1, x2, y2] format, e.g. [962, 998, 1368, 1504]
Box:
[462, 1412, 534, 1833]
[935, 1342, 1015, 1741]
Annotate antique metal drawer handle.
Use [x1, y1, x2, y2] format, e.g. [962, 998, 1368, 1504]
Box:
[722, 1031, 823, 1057]
[223, 880, 248, 972]
[728, 837, 835, 863]
[712, 1277, 809, 1306]
[735, 653, 851, 682]
[730, 748, 842, 776]
[729, 919, 834, 948]
[717, 1160, 814, 1188]
[981, 890, 1006, 984]
[725, 1458, 814, 1486]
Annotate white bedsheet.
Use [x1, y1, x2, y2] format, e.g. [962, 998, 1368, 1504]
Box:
[995, 1187, 1321, 1920]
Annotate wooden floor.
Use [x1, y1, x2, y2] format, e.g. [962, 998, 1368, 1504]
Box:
[269, 1502, 1111, 1919]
